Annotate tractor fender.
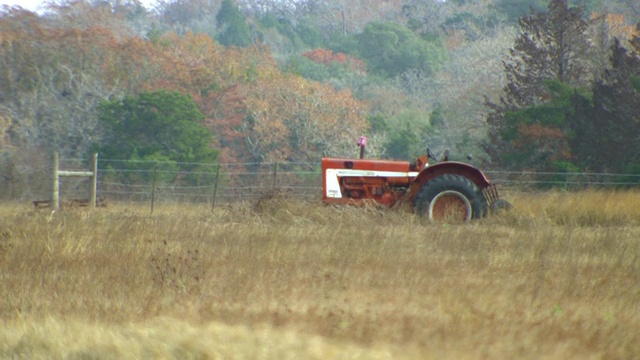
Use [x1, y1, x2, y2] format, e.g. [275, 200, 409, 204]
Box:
[407, 161, 491, 201]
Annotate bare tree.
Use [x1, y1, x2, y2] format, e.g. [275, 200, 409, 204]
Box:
[303, 0, 402, 35]
[154, 0, 221, 35]
[396, 27, 516, 158]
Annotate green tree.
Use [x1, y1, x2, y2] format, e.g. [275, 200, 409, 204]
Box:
[493, 0, 547, 23]
[256, 14, 324, 53]
[567, 38, 640, 174]
[498, 81, 575, 169]
[216, 0, 252, 47]
[353, 21, 446, 78]
[485, 0, 591, 170]
[385, 124, 422, 161]
[96, 90, 218, 167]
[506, 0, 589, 105]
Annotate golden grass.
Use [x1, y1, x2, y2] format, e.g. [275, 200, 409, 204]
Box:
[1, 190, 639, 359]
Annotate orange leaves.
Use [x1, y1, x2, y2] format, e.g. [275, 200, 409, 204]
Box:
[144, 36, 369, 163]
[0, 11, 368, 165]
[518, 123, 564, 139]
[515, 123, 571, 161]
[200, 84, 251, 164]
[303, 48, 342, 63]
[302, 48, 367, 73]
[152, 33, 223, 94]
[591, 12, 639, 41]
[242, 73, 368, 162]
[143, 34, 279, 96]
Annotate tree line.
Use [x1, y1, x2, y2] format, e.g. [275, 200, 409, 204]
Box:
[0, 0, 639, 198]
[485, 0, 640, 175]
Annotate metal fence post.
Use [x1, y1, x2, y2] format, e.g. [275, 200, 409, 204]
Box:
[272, 162, 278, 190]
[51, 152, 59, 210]
[211, 164, 220, 212]
[90, 153, 98, 208]
[150, 162, 157, 214]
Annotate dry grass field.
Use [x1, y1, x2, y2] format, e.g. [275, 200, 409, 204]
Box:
[1, 190, 639, 359]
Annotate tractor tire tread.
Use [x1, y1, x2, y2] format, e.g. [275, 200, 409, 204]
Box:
[414, 174, 488, 219]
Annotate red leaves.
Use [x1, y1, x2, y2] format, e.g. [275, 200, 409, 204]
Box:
[0, 12, 368, 165]
[515, 123, 571, 162]
[302, 48, 367, 73]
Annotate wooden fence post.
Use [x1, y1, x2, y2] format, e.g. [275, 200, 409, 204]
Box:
[50, 152, 98, 210]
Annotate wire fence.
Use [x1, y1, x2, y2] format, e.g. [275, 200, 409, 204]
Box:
[45, 157, 640, 209]
[96, 159, 323, 206]
[486, 170, 640, 190]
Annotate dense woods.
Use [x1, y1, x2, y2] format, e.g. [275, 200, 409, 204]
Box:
[485, 0, 640, 173]
[0, 0, 639, 198]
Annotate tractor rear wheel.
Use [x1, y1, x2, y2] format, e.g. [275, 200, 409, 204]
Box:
[414, 174, 487, 223]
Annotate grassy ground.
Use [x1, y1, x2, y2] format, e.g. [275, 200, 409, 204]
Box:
[1, 190, 639, 359]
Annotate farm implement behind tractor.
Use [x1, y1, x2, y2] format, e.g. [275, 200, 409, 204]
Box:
[321, 137, 511, 222]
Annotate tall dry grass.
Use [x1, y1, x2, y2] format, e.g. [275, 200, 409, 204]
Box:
[1, 190, 639, 359]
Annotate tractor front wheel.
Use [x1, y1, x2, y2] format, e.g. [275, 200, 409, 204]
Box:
[414, 174, 487, 223]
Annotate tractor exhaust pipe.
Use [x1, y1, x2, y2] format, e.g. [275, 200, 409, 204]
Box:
[358, 136, 367, 159]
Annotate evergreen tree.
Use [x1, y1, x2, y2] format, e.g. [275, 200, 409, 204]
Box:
[216, 0, 252, 47]
[567, 38, 640, 173]
[494, 0, 547, 23]
[484, 0, 591, 170]
[96, 90, 218, 167]
[353, 21, 447, 78]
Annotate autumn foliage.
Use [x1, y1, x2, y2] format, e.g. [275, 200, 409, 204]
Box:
[1, 0, 639, 197]
[591, 12, 639, 41]
[0, 7, 368, 172]
[485, 0, 640, 174]
[302, 48, 367, 73]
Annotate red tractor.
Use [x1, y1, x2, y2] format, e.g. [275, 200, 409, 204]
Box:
[321, 137, 510, 222]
